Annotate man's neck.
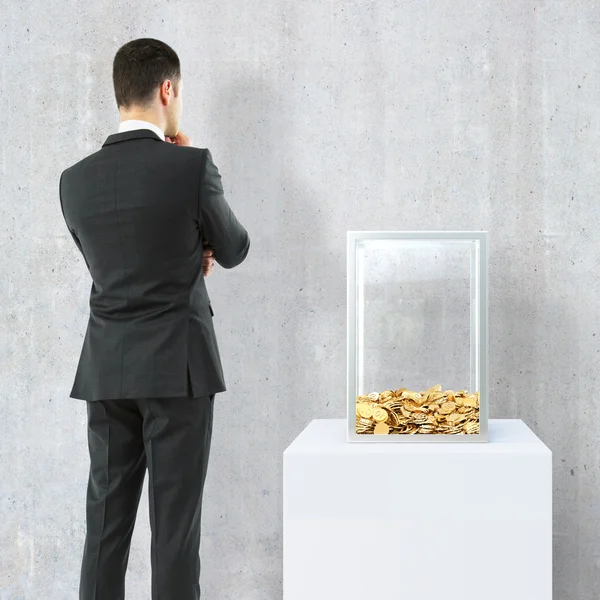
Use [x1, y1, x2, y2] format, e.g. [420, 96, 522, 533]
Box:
[117, 115, 166, 142]
[119, 113, 162, 128]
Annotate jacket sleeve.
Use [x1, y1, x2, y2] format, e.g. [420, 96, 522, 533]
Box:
[198, 148, 250, 269]
[59, 170, 89, 267]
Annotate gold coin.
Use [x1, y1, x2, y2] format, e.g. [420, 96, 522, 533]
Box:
[446, 412, 466, 423]
[439, 401, 456, 415]
[373, 406, 388, 422]
[463, 421, 479, 434]
[426, 384, 442, 394]
[374, 422, 390, 435]
[367, 392, 379, 401]
[418, 424, 435, 433]
[357, 402, 374, 419]
[387, 411, 399, 426]
[463, 395, 479, 408]
[400, 406, 412, 418]
[412, 412, 428, 424]
[383, 399, 402, 412]
[356, 417, 375, 433]
[404, 400, 427, 412]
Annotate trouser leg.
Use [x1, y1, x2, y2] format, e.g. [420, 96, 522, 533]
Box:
[140, 394, 215, 600]
[79, 399, 146, 600]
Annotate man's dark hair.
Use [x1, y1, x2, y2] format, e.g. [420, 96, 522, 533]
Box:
[113, 38, 181, 110]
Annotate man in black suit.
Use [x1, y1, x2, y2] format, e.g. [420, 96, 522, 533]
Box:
[59, 38, 250, 600]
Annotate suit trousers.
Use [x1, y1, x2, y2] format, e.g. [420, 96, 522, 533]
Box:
[79, 369, 215, 600]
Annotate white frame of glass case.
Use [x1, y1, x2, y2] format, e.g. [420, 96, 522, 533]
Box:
[347, 231, 489, 443]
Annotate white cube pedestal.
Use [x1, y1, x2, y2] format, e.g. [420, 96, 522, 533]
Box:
[283, 419, 552, 600]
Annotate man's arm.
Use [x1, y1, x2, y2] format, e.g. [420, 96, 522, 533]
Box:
[199, 149, 250, 269]
[59, 170, 89, 267]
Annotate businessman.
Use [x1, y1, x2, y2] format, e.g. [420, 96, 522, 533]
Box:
[59, 38, 250, 600]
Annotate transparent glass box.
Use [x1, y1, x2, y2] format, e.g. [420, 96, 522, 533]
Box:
[347, 231, 489, 442]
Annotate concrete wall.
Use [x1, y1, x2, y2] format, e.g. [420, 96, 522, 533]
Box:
[1, 0, 598, 598]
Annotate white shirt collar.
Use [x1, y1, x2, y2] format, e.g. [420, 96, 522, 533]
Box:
[118, 119, 165, 142]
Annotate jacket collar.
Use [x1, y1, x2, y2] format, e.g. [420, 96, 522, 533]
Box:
[102, 128, 164, 147]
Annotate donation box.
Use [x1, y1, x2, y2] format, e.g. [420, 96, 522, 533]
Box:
[347, 231, 489, 442]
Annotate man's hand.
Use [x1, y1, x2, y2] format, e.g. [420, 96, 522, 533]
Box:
[203, 245, 215, 277]
[165, 130, 193, 146]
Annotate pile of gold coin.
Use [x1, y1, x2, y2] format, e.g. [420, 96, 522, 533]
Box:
[355, 384, 479, 435]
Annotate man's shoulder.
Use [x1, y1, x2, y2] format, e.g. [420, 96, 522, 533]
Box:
[61, 150, 101, 178]
[157, 144, 208, 170]
[62, 144, 208, 181]
[160, 145, 210, 172]
[170, 144, 208, 157]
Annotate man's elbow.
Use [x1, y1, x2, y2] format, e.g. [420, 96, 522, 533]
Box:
[218, 234, 250, 269]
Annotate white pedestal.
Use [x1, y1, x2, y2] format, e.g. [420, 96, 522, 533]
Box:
[283, 419, 552, 600]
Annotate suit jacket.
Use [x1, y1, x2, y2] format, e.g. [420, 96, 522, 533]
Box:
[59, 128, 250, 401]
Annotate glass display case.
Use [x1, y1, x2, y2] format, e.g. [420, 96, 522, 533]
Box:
[347, 231, 488, 442]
